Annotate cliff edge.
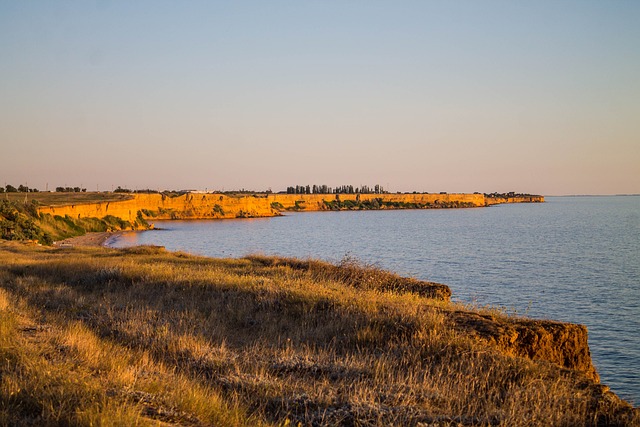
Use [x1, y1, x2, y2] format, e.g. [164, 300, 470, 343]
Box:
[37, 192, 544, 223]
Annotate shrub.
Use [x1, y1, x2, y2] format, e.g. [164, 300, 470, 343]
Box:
[213, 204, 225, 216]
[0, 201, 52, 244]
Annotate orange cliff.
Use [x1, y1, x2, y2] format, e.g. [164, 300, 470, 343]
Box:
[485, 195, 545, 205]
[37, 192, 544, 223]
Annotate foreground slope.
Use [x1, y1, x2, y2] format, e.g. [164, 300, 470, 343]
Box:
[0, 242, 636, 426]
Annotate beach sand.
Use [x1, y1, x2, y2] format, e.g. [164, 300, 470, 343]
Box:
[53, 231, 123, 248]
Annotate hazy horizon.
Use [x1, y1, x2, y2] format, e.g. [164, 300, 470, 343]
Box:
[2, 1, 638, 196]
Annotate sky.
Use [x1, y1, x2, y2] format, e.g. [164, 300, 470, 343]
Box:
[1, 1, 638, 196]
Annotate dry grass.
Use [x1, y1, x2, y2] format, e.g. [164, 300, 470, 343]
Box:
[0, 241, 637, 426]
[2, 191, 132, 207]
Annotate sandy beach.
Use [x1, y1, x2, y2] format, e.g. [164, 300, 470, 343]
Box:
[53, 231, 124, 248]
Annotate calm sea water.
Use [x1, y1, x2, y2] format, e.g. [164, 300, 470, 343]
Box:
[109, 196, 640, 405]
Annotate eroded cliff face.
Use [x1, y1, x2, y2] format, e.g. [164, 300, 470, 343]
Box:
[448, 310, 598, 381]
[447, 309, 640, 421]
[268, 193, 487, 211]
[485, 195, 545, 205]
[36, 192, 545, 222]
[37, 193, 278, 222]
[37, 192, 490, 222]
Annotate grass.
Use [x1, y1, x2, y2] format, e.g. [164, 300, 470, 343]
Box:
[0, 241, 637, 426]
[1, 191, 133, 207]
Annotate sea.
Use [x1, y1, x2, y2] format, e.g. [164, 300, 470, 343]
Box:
[109, 196, 640, 405]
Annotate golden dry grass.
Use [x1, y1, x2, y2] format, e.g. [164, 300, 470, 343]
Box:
[2, 191, 132, 207]
[0, 241, 637, 426]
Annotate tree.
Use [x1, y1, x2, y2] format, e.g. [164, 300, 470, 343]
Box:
[5, 185, 18, 193]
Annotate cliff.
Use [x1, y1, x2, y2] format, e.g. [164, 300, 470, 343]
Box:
[37, 193, 278, 223]
[485, 195, 545, 205]
[37, 192, 543, 223]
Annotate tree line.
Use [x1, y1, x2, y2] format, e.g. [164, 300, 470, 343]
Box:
[0, 184, 39, 193]
[285, 184, 388, 195]
[0, 184, 89, 193]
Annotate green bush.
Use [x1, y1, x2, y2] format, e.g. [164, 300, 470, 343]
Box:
[0, 201, 52, 244]
[213, 204, 225, 216]
[140, 209, 157, 218]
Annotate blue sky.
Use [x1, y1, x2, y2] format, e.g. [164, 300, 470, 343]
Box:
[1, 1, 638, 195]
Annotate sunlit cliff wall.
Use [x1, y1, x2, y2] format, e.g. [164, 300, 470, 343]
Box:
[265, 193, 486, 211]
[38, 193, 277, 221]
[485, 195, 545, 205]
[37, 193, 543, 222]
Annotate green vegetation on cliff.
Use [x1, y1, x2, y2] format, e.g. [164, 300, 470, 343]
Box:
[285, 184, 388, 194]
[321, 197, 477, 211]
[0, 200, 149, 244]
[0, 242, 636, 426]
[0, 201, 50, 243]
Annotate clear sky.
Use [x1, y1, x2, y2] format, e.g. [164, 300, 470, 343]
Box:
[1, 1, 638, 195]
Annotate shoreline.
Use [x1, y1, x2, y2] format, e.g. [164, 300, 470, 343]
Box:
[53, 231, 127, 248]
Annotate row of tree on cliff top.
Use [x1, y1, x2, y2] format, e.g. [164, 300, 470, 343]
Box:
[1, 184, 40, 193]
[286, 184, 389, 195]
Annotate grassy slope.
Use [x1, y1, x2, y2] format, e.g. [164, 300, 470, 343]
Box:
[0, 242, 637, 426]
